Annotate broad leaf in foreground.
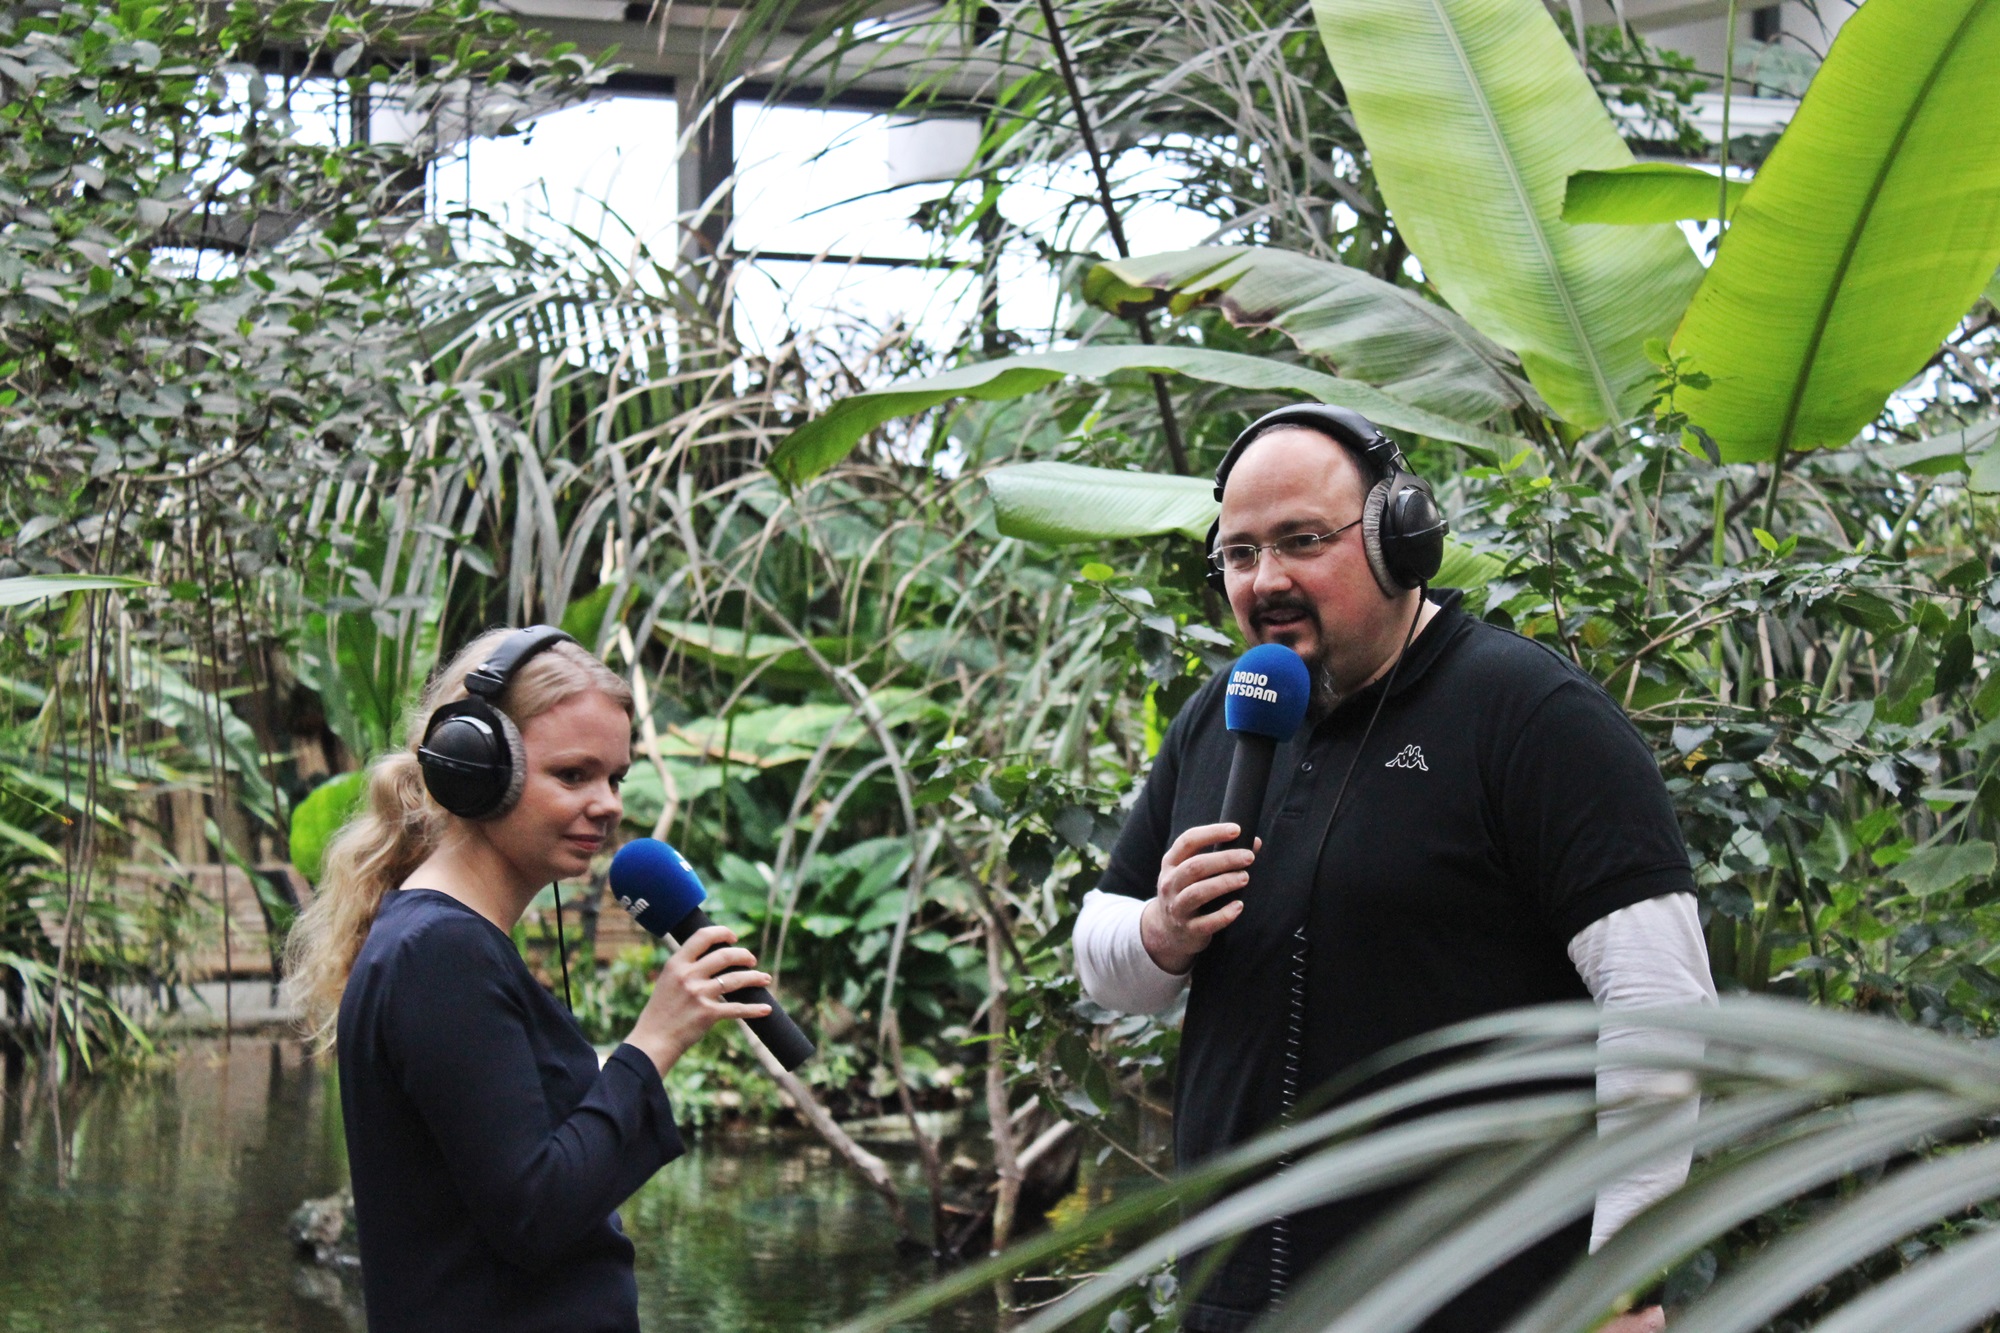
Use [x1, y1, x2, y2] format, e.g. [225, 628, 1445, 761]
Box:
[1312, 0, 1703, 427]
[831, 999, 2000, 1333]
[1670, 0, 2000, 461]
[984, 461, 1504, 589]
[653, 618, 864, 691]
[768, 346, 1521, 484]
[1083, 247, 1541, 424]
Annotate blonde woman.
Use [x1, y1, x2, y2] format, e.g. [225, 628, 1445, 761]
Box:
[284, 626, 771, 1333]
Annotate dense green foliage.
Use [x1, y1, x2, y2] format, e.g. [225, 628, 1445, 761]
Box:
[0, 0, 600, 1059]
[8, 0, 2000, 1325]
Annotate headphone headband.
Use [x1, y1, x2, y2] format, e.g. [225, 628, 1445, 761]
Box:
[464, 625, 576, 700]
[1212, 403, 1408, 502]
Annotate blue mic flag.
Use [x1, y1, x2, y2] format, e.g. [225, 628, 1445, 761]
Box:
[1223, 643, 1312, 741]
[608, 838, 709, 938]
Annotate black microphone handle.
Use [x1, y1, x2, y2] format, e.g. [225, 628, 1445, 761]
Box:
[1202, 733, 1277, 916]
[669, 907, 817, 1071]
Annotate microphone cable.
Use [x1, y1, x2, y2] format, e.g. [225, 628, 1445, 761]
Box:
[551, 881, 573, 1013]
[1270, 585, 1428, 1305]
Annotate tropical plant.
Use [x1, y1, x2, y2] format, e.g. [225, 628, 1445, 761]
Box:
[11, 0, 2000, 1323]
[833, 999, 2000, 1333]
[0, 0, 603, 1065]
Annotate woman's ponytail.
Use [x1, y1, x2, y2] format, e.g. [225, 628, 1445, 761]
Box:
[281, 748, 443, 1049]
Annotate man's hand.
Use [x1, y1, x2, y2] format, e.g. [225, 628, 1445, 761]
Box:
[1140, 823, 1258, 975]
[1595, 1306, 1665, 1333]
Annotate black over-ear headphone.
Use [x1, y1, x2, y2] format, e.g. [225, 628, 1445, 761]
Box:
[1205, 403, 1447, 598]
[417, 625, 578, 820]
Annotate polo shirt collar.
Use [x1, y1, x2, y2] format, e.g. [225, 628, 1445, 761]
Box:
[1319, 587, 1471, 726]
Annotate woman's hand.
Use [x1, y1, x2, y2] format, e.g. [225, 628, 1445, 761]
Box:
[626, 925, 774, 1075]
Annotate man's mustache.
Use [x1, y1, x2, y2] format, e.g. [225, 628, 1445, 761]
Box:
[1251, 594, 1320, 630]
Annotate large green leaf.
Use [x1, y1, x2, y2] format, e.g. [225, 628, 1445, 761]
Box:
[1671, 0, 2000, 462]
[987, 462, 1218, 543]
[767, 346, 1521, 485]
[0, 574, 151, 607]
[652, 618, 869, 691]
[289, 771, 367, 884]
[984, 462, 1504, 589]
[1562, 165, 1748, 225]
[661, 692, 930, 769]
[1867, 415, 2000, 481]
[1311, 0, 1703, 427]
[1887, 840, 1996, 898]
[558, 581, 637, 655]
[1082, 248, 1540, 424]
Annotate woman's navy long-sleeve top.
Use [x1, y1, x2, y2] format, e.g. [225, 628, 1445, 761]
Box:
[337, 888, 684, 1333]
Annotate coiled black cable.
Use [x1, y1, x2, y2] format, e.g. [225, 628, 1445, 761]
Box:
[1268, 588, 1426, 1305]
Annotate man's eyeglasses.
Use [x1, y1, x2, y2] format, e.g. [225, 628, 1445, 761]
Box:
[1210, 519, 1363, 575]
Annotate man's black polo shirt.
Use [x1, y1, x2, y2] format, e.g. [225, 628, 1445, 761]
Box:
[1097, 591, 1694, 1331]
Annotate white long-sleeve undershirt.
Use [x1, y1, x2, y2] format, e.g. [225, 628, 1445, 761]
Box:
[1072, 888, 1716, 1250]
[1567, 892, 1717, 1250]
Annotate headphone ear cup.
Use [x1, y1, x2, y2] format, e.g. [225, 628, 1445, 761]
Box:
[1204, 517, 1226, 595]
[1380, 476, 1447, 589]
[418, 701, 517, 820]
[1359, 477, 1402, 598]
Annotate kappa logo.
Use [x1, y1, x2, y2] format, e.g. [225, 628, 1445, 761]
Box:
[1384, 744, 1429, 772]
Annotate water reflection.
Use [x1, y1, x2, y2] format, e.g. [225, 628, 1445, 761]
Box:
[1, 1040, 352, 1333]
[0, 1039, 997, 1332]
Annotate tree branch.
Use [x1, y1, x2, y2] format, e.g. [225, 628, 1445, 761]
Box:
[1667, 448, 1807, 569]
[1035, 0, 1190, 476]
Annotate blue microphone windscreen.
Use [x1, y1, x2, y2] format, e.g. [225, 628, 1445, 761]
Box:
[1223, 644, 1312, 740]
[608, 838, 708, 938]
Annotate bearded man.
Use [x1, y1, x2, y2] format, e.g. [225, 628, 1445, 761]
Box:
[1073, 404, 1715, 1333]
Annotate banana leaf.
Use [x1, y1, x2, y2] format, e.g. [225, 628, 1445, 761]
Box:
[1311, 0, 1704, 427]
[1670, 0, 2000, 461]
[1083, 247, 1541, 424]
[984, 462, 1504, 590]
[1562, 165, 1748, 225]
[768, 346, 1523, 486]
[661, 693, 929, 769]
[652, 618, 867, 691]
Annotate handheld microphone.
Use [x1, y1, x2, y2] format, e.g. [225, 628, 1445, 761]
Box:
[1206, 644, 1313, 913]
[607, 838, 816, 1071]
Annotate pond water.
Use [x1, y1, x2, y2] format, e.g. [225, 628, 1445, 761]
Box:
[0, 1039, 998, 1332]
